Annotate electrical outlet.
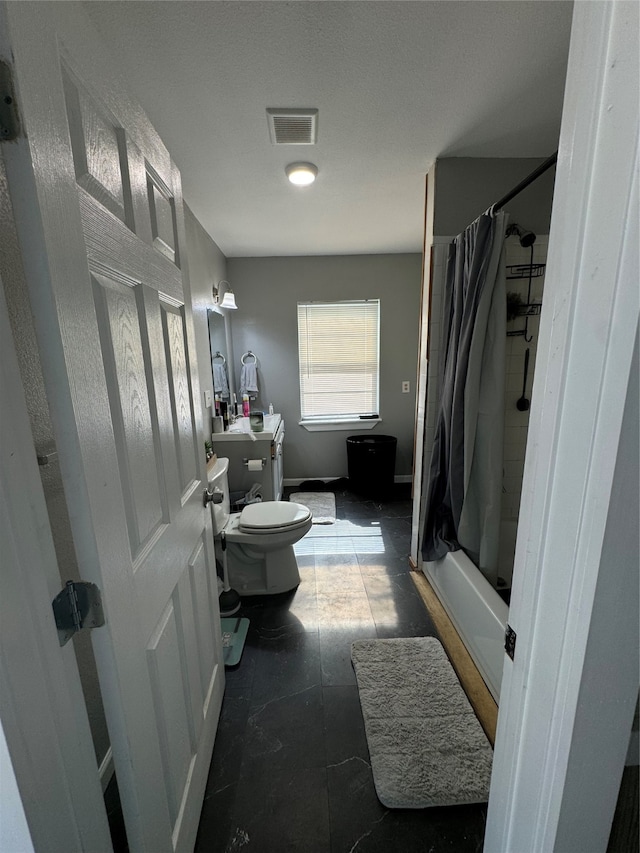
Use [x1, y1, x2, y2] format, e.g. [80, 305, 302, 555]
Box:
[402, 381, 410, 393]
[204, 390, 212, 409]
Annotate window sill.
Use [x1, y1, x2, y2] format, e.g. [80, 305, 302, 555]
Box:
[299, 418, 382, 432]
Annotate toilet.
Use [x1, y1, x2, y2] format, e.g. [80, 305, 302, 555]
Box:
[208, 457, 312, 595]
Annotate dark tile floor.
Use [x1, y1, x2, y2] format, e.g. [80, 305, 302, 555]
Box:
[194, 484, 487, 853]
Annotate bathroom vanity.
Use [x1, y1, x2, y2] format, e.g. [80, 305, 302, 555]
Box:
[211, 414, 284, 502]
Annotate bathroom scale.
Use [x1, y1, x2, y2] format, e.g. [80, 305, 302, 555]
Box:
[220, 617, 250, 666]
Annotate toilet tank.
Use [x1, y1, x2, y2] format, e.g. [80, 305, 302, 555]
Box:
[208, 457, 231, 535]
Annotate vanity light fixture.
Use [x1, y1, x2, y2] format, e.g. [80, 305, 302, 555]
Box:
[219, 291, 238, 310]
[213, 280, 238, 310]
[286, 162, 318, 186]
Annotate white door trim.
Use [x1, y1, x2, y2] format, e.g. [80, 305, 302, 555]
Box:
[486, 2, 639, 850]
[410, 169, 435, 562]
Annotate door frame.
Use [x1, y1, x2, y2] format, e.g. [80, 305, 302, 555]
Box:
[486, 2, 639, 850]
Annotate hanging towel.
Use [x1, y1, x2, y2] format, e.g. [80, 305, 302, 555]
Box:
[213, 363, 230, 399]
[240, 362, 259, 399]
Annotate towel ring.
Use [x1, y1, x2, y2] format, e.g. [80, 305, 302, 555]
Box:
[241, 351, 257, 364]
[213, 351, 226, 364]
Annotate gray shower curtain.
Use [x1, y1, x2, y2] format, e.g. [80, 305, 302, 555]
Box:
[421, 209, 507, 585]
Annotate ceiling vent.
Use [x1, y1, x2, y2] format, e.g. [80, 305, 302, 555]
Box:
[266, 108, 318, 145]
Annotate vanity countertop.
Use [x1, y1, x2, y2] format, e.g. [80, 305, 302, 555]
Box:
[211, 414, 282, 443]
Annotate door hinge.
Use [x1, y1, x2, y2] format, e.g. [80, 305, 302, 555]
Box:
[0, 60, 21, 142]
[52, 581, 105, 647]
[505, 623, 517, 661]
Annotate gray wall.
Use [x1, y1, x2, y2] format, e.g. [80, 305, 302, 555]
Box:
[184, 203, 228, 438]
[226, 254, 422, 481]
[434, 157, 556, 237]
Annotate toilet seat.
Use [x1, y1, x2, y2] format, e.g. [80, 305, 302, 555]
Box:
[238, 501, 311, 534]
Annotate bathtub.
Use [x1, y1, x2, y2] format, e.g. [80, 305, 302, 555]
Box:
[423, 549, 509, 702]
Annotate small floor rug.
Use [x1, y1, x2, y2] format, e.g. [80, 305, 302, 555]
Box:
[351, 637, 493, 808]
[289, 492, 336, 524]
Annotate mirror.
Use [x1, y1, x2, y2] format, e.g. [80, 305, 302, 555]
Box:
[208, 308, 234, 402]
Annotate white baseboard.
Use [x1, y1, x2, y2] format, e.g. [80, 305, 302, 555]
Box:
[283, 475, 412, 487]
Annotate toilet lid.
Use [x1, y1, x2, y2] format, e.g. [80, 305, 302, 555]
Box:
[239, 501, 311, 531]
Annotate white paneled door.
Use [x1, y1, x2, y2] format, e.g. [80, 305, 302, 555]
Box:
[1, 3, 224, 851]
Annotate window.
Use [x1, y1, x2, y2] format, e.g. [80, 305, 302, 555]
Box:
[297, 299, 380, 423]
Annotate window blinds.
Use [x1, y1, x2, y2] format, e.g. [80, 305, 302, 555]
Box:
[297, 300, 380, 419]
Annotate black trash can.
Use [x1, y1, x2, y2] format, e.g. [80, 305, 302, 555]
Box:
[346, 434, 397, 497]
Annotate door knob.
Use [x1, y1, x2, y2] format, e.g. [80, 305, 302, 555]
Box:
[203, 487, 223, 507]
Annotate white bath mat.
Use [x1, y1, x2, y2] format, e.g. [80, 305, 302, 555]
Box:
[289, 492, 336, 524]
[351, 636, 493, 808]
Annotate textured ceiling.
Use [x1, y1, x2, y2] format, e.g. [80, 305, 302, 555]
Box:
[84, 1, 573, 257]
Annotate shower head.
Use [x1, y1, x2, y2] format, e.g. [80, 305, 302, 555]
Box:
[506, 223, 537, 247]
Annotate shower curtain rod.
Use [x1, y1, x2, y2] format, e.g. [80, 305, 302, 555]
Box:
[492, 152, 558, 212]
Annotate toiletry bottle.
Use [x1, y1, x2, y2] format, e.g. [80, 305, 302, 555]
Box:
[214, 395, 221, 417]
[242, 394, 250, 417]
[220, 401, 229, 430]
[268, 403, 274, 416]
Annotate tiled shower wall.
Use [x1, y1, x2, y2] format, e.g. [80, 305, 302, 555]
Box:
[421, 235, 548, 588]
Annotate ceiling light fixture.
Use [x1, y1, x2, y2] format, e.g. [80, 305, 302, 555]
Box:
[286, 162, 318, 186]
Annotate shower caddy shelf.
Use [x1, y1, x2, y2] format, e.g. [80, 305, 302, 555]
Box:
[506, 262, 545, 339]
[506, 263, 545, 280]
